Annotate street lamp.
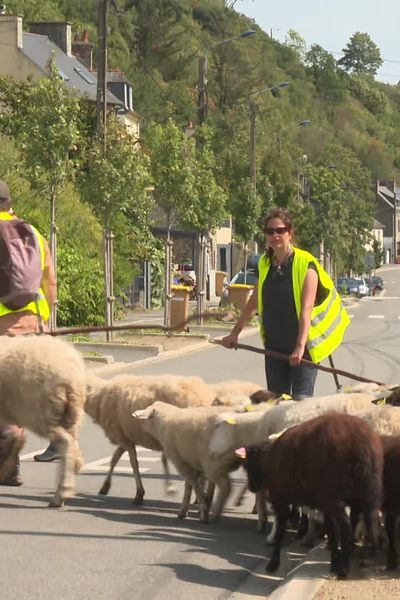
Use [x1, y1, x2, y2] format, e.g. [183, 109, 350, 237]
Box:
[196, 29, 256, 324]
[277, 119, 311, 151]
[270, 27, 280, 40]
[249, 82, 290, 193]
[197, 29, 256, 125]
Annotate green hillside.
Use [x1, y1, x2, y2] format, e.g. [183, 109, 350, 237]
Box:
[4, 0, 399, 295]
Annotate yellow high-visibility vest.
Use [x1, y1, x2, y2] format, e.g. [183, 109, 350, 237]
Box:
[0, 212, 50, 321]
[257, 247, 350, 363]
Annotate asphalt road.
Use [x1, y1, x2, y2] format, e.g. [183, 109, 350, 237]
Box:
[1, 266, 399, 600]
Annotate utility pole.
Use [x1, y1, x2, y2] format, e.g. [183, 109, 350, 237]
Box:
[96, 1, 114, 340]
[249, 98, 257, 197]
[96, 0, 108, 148]
[196, 55, 208, 324]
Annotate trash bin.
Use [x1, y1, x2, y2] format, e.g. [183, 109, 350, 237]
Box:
[215, 271, 227, 297]
[170, 285, 191, 331]
[228, 284, 254, 310]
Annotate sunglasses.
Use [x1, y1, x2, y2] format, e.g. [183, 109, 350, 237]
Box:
[264, 226, 289, 235]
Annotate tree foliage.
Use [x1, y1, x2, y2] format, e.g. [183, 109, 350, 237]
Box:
[338, 32, 383, 76]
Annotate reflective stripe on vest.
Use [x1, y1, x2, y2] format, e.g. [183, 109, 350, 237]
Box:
[0, 213, 50, 321]
[257, 247, 350, 363]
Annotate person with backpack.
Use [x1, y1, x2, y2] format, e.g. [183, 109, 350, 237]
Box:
[0, 180, 57, 485]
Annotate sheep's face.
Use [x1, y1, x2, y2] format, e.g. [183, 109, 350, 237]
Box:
[237, 444, 271, 493]
[386, 386, 400, 406]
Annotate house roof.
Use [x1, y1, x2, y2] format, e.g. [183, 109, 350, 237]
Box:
[373, 218, 385, 229]
[21, 32, 121, 105]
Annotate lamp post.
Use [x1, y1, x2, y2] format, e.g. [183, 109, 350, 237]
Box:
[277, 119, 311, 152]
[197, 29, 256, 126]
[248, 82, 290, 201]
[196, 29, 256, 324]
[270, 27, 280, 40]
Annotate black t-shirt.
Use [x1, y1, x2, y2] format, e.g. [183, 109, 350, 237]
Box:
[257, 255, 323, 355]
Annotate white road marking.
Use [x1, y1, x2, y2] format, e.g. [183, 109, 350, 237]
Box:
[82, 457, 146, 473]
[368, 315, 384, 319]
[20, 449, 47, 461]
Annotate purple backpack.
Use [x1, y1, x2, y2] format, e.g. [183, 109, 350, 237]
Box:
[0, 219, 43, 310]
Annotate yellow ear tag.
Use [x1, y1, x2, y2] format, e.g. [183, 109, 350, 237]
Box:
[245, 404, 255, 412]
[281, 393, 292, 401]
[226, 417, 237, 425]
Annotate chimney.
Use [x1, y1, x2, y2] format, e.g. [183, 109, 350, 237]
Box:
[0, 14, 23, 49]
[71, 30, 94, 70]
[29, 22, 72, 56]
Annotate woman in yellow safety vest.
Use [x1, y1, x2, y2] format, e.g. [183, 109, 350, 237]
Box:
[221, 207, 350, 399]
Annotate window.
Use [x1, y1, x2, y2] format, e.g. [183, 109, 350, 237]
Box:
[74, 67, 95, 85]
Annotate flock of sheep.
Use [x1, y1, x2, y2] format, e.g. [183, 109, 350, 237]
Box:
[2, 335, 400, 580]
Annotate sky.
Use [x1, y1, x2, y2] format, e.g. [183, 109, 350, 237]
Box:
[235, 0, 400, 84]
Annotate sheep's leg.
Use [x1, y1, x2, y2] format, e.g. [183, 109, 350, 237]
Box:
[335, 506, 351, 579]
[324, 514, 341, 576]
[385, 512, 398, 570]
[256, 489, 267, 532]
[234, 481, 248, 507]
[99, 446, 125, 496]
[210, 476, 231, 521]
[266, 505, 289, 573]
[70, 425, 84, 474]
[178, 481, 193, 519]
[205, 481, 215, 509]
[161, 453, 177, 496]
[48, 428, 75, 508]
[126, 444, 145, 505]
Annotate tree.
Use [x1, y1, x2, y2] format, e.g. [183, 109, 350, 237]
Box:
[305, 44, 345, 103]
[0, 61, 82, 327]
[182, 127, 228, 322]
[338, 32, 383, 76]
[78, 119, 153, 333]
[145, 118, 197, 326]
[230, 176, 263, 275]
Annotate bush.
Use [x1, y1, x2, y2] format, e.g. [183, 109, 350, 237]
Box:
[57, 246, 105, 326]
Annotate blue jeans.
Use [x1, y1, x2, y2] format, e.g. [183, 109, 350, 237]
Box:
[264, 354, 318, 400]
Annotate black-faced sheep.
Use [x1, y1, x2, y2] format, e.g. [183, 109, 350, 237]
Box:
[378, 435, 400, 570]
[0, 335, 86, 507]
[239, 413, 383, 579]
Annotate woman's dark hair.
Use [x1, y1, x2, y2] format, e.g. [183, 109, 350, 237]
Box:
[263, 208, 295, 259]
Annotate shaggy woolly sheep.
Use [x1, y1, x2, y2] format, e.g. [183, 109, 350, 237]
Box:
[209, 391, 380, 456]
[134, 401, 244, 521]
[85, 374, 265, 504]
[0, 335, 86, 507]
[240, 413, 383, 579]
[85, 373, 218, 504]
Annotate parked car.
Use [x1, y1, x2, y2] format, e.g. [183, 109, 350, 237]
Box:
[219, 269, 257, 307]
[336, 277, 369, 297]
[353, 277, 369, 297]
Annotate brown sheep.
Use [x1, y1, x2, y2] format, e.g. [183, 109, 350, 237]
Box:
[240, 413, 383, 579]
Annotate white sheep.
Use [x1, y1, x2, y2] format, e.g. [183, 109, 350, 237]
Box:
[85, 374, 265, 504]
[209, 391, 380, 456]
[134, 401, 243, 521]
[85, 373, 249, 504]
[0, 335, 86, 507]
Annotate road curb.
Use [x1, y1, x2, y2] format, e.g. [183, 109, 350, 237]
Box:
[90, 326, 258, 376]
[268, 542, 328, 600]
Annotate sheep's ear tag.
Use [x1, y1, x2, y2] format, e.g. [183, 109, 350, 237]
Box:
[372, 397, 386, 406]
[225, 417, 237, 425]
[245, 404, 255, 412]
[280, 393, 292, 401]
[235, 447, 247, 460]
